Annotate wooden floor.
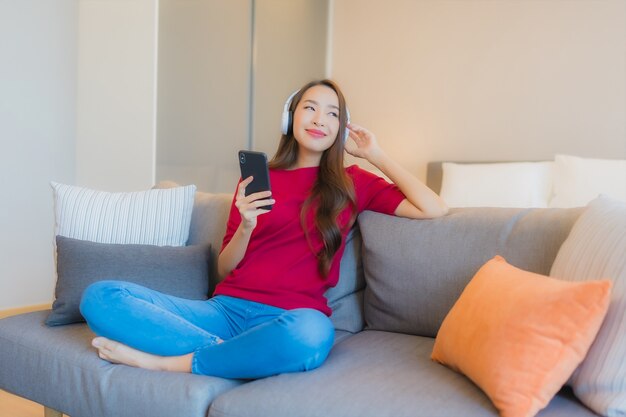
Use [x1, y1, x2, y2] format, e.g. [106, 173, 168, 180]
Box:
[0, 390, 65, 417]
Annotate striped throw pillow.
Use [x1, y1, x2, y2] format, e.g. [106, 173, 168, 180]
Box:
[550, 196, 626, 416]
[51, 182, 196, 246]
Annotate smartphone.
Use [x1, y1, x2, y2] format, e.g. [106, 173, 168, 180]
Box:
[238, 150, 273, 210]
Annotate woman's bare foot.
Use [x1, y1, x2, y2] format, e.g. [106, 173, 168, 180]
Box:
[92, 337, 193, 373]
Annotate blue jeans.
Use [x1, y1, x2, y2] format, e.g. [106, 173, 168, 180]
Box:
[79, 280, 335, 379]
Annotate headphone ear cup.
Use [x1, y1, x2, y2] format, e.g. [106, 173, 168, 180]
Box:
[343, 108, 351, 144]
[281, 89, 300, 135]
[281, 110, 291, 135]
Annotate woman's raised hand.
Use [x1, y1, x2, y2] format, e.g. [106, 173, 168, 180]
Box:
[235, 176, 274, 231]
[345, 123, 384, 165]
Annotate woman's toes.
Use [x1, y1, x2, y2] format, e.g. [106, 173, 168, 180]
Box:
[92, 336, 111, 349]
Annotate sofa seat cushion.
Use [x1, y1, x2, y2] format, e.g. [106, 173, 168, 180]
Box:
[0, 311, 242, 417]
[208, 330, 598, 417]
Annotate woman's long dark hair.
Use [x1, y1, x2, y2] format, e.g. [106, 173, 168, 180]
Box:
[269, 79, 356, 277]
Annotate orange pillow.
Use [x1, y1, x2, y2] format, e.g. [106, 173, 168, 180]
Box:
[431, 255, 611, 417]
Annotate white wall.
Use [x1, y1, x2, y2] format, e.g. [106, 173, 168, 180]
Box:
[76, 0, 158, 192]
[156, 0, 251, 193]
[0, 1, 78, 309]
[0, 0, 158, 310]
[253, 0, 329, 158]
[331, 0, 626, 180]
[156, 0, 329, 193]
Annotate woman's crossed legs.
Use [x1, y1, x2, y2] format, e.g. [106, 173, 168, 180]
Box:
[79, 281, 334, 379]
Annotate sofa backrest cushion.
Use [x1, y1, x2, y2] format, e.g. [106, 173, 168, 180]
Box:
[325, 226, 365, 333]
[549, 196, 626, 416]
[184, 190, 233, 293]
[359, 207, 584, 337]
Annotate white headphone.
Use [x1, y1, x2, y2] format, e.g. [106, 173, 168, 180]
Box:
[281, 88, 351, 143]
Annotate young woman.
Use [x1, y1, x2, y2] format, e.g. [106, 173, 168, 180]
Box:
[80, 79, 448, 379]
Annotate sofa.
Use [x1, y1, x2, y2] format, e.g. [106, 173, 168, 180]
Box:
[0, 184, 623, 417]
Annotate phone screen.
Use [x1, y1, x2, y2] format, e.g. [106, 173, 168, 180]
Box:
[238, 150, 273, 210]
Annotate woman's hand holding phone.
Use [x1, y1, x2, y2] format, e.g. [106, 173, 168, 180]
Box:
[218, 176, 273, 279]
[235, 176, 275, 231]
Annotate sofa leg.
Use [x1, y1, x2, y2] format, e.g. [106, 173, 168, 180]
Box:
[44, 406, 63, 417]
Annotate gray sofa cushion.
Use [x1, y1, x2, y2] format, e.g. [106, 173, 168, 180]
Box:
[359, 207, 584, 337]
[325, 226, 365, 333]
[0, 311, 242, 417]
[183, 191, 232, 293]
[47, 236, 211, 326]
[208, 330, 598, 417]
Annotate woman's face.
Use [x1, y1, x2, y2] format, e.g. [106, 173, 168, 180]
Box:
[292, 85, 341, 156]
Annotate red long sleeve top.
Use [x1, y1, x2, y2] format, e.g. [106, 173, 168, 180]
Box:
[214, 164, 405, 316]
